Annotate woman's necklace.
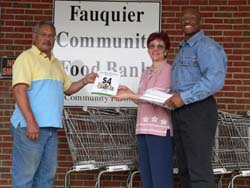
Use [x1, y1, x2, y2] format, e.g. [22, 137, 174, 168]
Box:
[148, 66, 157, 80]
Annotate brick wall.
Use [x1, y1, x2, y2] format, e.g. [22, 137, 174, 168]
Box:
[1, 0, 250, 187]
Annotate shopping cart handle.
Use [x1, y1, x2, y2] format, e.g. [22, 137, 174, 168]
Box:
[213, 168, 227, 174]
[106, 165, 129, 172]
[74, 164, 98, 171]
[240, 170, 250, 176]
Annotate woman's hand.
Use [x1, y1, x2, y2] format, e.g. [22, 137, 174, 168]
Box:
[112, 85, 136, 101]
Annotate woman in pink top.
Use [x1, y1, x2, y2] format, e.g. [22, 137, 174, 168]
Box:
[113, 32, 173, 188]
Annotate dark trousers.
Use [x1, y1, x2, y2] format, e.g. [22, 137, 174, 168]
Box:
[171, 96, 218, 188]
[137, 130, 173, 188]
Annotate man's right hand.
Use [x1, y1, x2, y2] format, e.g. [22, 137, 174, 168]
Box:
[26, 122, 40, 141]
[165, 92, 184, 110]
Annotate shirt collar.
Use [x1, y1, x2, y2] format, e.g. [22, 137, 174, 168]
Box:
[148, 60, 167, 73]
[179, 31, 204, 48]
[31, 45, 55, 61]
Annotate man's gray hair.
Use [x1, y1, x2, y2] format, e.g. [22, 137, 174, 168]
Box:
[33, 20, 56, 34]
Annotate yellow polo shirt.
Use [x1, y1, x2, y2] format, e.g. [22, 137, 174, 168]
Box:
[11, 45, 72, 128]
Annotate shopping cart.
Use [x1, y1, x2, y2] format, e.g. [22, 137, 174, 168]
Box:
[63, 107, 138, 188]
[211, 111, 250, 188]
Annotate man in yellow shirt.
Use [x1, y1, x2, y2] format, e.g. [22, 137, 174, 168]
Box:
[10, 20, 97, 188]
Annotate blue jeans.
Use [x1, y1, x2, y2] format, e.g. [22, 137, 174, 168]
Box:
[11, 125, 58, 188]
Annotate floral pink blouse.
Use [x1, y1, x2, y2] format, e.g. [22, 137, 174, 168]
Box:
[136, 60, 172, 136]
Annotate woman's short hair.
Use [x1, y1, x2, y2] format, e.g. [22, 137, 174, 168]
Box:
[147, 31, 170, 50]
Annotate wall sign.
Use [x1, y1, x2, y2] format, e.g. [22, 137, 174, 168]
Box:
[0, 56, 16, 78]
[53, 0, 161, 107]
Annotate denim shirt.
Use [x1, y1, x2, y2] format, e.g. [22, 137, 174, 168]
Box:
[172, 31, 227, 105]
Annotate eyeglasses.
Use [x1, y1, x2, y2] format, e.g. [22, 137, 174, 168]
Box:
[36, 32, 55, 39]
[148, 44, 165, 50]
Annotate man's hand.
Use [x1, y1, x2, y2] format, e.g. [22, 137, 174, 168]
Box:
[165, 92, 184, 110]
[26, 121, 40, 141]
[82, 72, 98, 84]
[13, 83, 40, 140]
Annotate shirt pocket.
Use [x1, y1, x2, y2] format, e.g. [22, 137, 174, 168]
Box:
[181, 56, 198, 67]
[179, 56, 200, 83]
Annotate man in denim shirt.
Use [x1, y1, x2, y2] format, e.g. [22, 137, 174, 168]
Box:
[165, 8, 227, 188]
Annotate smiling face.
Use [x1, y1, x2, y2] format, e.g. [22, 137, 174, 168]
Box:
[32, 24, 56, 57]
[181, 8, 201, 40]
[148, 39, 167, 63]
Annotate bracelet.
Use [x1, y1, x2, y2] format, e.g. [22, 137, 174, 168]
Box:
[81, 78, 87, 85]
